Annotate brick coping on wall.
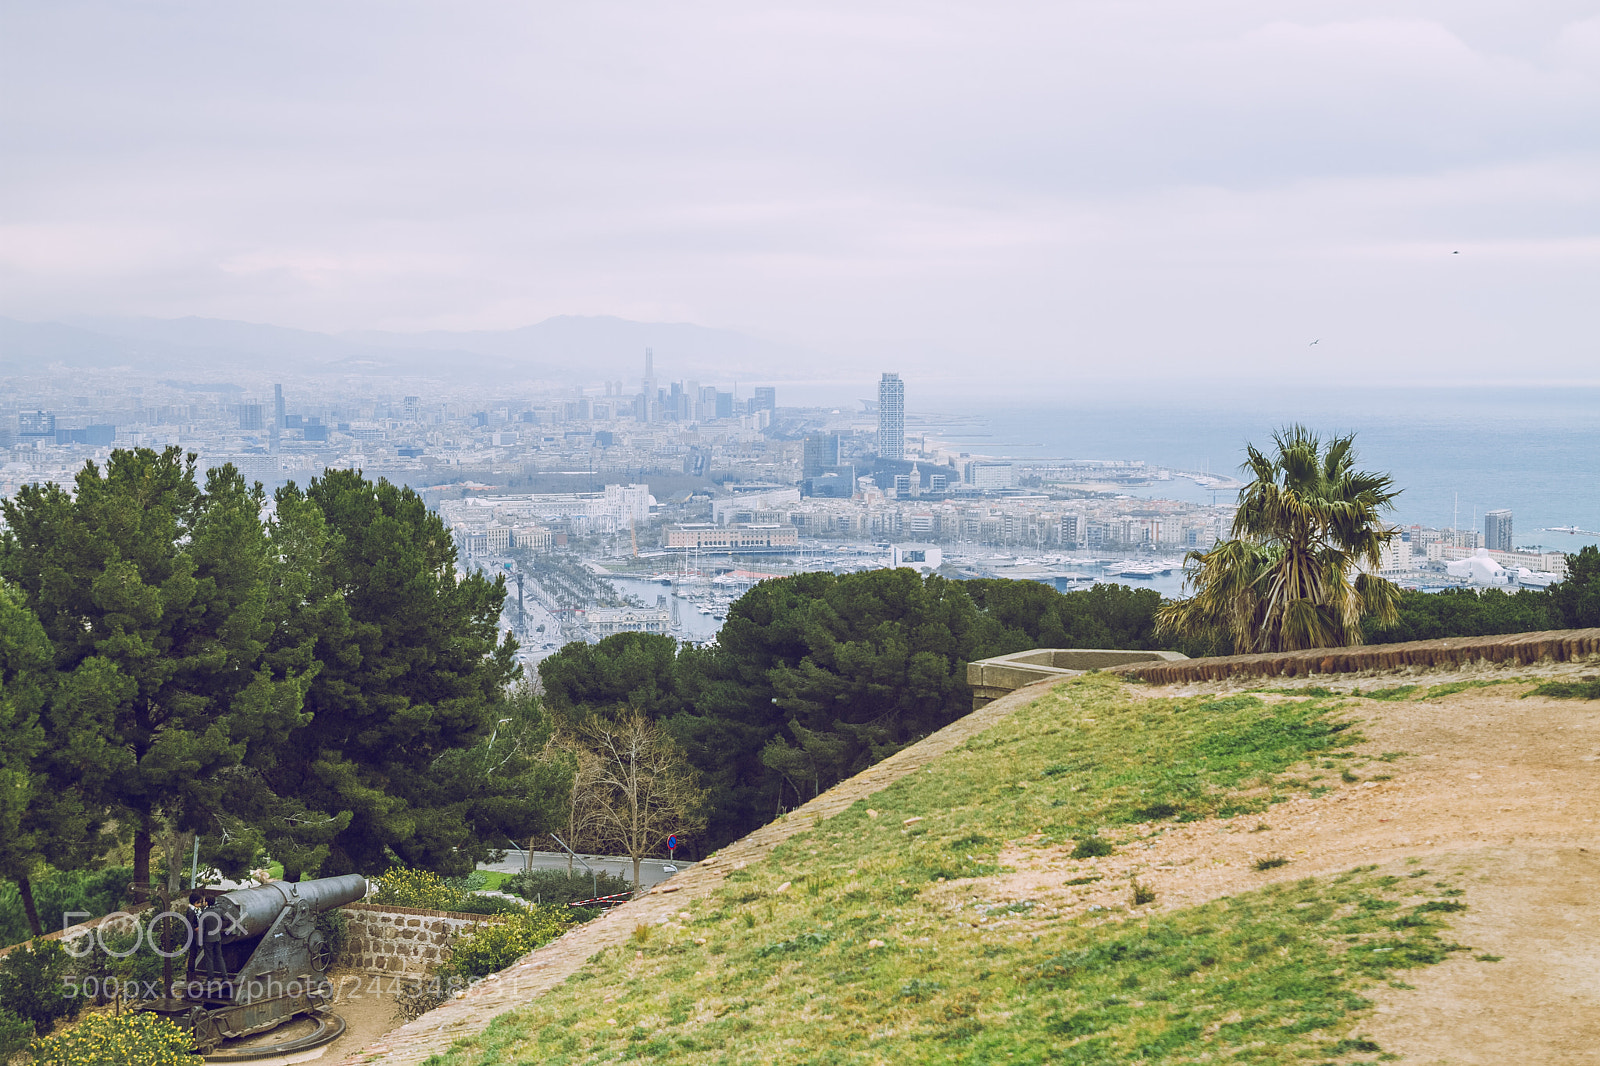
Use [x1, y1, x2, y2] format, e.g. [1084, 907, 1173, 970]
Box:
[341, 901, 515, 922]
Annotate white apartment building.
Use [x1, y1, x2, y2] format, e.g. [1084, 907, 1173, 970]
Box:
[666, 523, 800, 550]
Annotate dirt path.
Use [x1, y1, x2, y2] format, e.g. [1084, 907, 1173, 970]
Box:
[960, 678, 1600, 1064]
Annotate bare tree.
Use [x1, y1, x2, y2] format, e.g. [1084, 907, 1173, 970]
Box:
[571, 709, 706, 889]
[553, 734, 608, 875]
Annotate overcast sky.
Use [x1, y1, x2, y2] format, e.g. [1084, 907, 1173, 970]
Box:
[3, 1, 1598, 385]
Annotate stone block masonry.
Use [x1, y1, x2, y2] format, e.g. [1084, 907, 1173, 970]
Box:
[335, 903, 487, 978]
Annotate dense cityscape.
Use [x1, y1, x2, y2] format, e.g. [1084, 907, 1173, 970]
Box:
[0, 349, 1568, 674]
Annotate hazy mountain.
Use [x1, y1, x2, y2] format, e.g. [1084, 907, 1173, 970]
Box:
[0, 314, 820, 384]
[347, 315, 816, 382]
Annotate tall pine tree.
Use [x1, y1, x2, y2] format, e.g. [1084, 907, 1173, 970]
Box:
[1, 449, 308, 897]
[259, 470, 531, 877]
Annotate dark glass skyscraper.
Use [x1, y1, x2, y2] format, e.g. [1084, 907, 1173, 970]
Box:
[1484, 509, 1513, 552]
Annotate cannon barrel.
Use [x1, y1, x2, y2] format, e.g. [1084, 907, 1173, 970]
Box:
[214, 873, 367, 943]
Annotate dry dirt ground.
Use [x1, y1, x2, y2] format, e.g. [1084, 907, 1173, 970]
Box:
[936, 675, 1600, 1065]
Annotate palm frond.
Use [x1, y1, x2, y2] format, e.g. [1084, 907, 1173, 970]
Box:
[1160, 427, 1401, 654]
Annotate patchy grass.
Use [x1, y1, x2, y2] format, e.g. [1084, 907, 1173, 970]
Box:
[1351, 685, 1420, 701]
[1070, 836, 1115, 859]
[1422, 678, 1526, 700]
[425, 675, 1462, 1066]
[1526, 679, 1600, 701]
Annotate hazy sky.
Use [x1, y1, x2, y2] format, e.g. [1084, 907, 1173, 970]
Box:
[3, 2, 1598, 384]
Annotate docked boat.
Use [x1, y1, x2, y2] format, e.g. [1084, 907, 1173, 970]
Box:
[1110, 562, 1166, 578]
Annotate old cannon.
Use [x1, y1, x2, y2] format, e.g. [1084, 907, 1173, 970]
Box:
[141, 873, 367, 1055]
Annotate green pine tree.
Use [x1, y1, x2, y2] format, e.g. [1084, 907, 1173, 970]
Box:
[259, 470, 533, 877]
[1, 449, 309, 898]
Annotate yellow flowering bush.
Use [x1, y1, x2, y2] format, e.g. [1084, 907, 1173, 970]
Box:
[441, 906, 573, 981]
[369, 867, 463, 910]
[368, 866, 525, 916]
[30, 1011, 199, 1065]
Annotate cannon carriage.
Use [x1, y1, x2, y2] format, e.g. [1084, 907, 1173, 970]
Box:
[139, 873, 367, 1055]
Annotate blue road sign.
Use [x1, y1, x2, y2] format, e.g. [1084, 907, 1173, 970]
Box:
[667, 835, 678, 850]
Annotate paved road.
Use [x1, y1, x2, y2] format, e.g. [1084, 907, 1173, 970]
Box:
[480, 849, 692, 891]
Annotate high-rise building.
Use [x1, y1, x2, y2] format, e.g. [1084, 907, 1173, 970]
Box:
[753, 386, 776, 411]
[1484, 509, 1514, 552]
[802, 433, 840, 478]
[18, 411, 55, 438]
[877, 372, 905, 459]
[239, 404, 265, 431]
[641, 349, 657, 422]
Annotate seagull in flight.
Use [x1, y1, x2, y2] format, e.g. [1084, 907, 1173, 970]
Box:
[1309, 339, 1320, 346]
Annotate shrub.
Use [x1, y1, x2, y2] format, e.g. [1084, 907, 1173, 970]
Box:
[443, 894, 530, 917]
[503, 869, 633, 908]
[439, 907, 573, 982]
[0, 1006, 32, 1060]
[0, 939, 80, 1036]
[29, 1011, 199, 1065]
[1070, 836, 1114, 859]
[1255, 856, 1290, 871]
[0, 867, 135, 950]
[1529, 680, 1600, 700]
[314, 907, 348, 958]
[370, 867, 464, 911]
[66, 921, 166, 1006]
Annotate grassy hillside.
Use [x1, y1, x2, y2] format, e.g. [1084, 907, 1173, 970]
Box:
[431, 676, 1471, 1065]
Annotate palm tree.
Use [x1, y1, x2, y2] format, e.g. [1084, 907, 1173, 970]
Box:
[1158, 426, 1403, 653]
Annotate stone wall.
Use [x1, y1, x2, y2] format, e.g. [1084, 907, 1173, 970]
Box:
[1106, 627, 1600, 685]
[334, 903, 487, 978]
[967, 648, 1190, 708]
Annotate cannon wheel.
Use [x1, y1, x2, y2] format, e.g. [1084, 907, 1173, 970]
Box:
[189, 1007, 222, 1054]
[308, 931, 333, 973]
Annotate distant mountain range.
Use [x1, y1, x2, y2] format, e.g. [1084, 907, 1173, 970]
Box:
[0, 314, 821, 384]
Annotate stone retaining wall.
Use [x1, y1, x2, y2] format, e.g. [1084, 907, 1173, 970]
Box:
[335, 903, 488, 978]
[1105, 627, 1600, 685]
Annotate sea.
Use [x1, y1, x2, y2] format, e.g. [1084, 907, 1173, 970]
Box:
[910, 385, 1600, 554]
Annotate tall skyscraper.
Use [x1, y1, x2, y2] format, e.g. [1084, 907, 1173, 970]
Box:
[753, 386, 776, 411]
[1484, 509, 1513, 552]
[877, 372, 905, 459]
[641, 349, 657, 421]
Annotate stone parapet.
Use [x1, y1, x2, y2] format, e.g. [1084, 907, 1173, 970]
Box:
[334, 903, 489, 977]
[1104, 628, 1600, 685]
[967, 648, 1190, 708]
